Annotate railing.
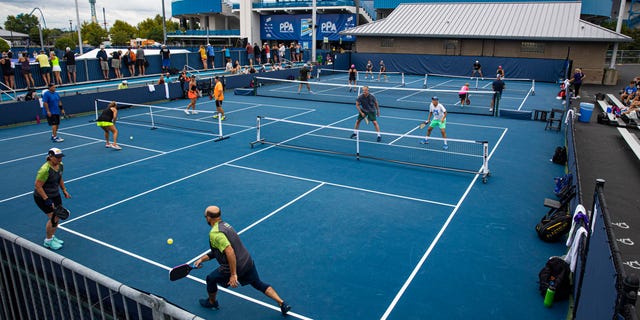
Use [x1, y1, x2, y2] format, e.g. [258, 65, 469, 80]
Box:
[168, 29, 240, 36]
[606, 50, 640, 65]
[0, 81, 17, 101]
[183, 64, 202, 78]
[360, 0, 376, 21]
[0, 228, 203, 320]
[252, 0, 355, 8]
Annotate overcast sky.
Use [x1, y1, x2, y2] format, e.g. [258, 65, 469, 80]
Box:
[0, 0, 173, 31]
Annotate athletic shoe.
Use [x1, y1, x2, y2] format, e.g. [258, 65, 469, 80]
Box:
[50, 136, 55, 142]
[54, 136, 64, 143]
[350, 133, 357, 139]
[184, 109, 190, 115]
[44, 239, 62, 250]
[52, 235, 64, 244]
[199, 299, 219, 309]
[192, 110, 198, 114]
[576, 95, 581, 99]
[280, 301, 291, 316]
[420, 139, 428, 144]
[213, 114, 219, 119]
[309, 90, 314, 94]
[442, 144, 449, 150]
[111, 144, 122, 150]
[376, 136, 382, 142]
[106, 143, 111, 148]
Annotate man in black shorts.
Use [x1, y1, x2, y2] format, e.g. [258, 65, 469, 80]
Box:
[490, 74, 505, 113]
[471, 60, 483, 79]
[350, 86, 382, 142]
[297, 64, 313, 94]
[42, 84, 66, 142]
[194, 206, 291, 316]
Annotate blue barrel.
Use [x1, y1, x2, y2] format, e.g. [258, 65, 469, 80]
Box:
[579, 102, 594, 123]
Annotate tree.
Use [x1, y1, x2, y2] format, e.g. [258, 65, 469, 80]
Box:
[81, 22, 108, 47]
[137, 15, 164, 42]
[0, 39, 9, 52]
[4, 14, 39, 34]
[109, 20, 137, 46]
[55, 37, 76, 51]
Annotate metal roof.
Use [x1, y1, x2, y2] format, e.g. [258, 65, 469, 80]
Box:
[341, 1, 631, 42]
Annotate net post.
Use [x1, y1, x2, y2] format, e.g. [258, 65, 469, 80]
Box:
[94, 100, 99, 122]
[149, 105, 157, 129]
[474, 77, 479, 89]
[250, 116, 264, 148]
[401, 73, 405, 87]
[316, 68, 320, 80]
[481, 141, 490, 183]
[531, 79, 536, 96]
[423, 74, 428, 88]
[213, 112, 229, 142]
[355, 130, 360, 160]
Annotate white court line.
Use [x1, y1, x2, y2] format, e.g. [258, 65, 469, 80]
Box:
[0, 141, 101, 165]
[517, 88, 534, 111]
[382, 115, 508, 130]
[225, 163, 456, 208]
[60, 131, 167, 153]
[379, 127, 508, 320]
[0, 120, 107, 142]
[57, 226, 313, 320]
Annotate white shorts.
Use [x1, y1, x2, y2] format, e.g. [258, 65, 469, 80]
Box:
[52, 65, 61, 72]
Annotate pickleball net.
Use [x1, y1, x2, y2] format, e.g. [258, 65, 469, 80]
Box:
[316, 68, 405, 86]
[250, 116, 490, 181]
[94, 99, 229, 141]
[424, 73, 535, 95]
[253, 77, 497, 115]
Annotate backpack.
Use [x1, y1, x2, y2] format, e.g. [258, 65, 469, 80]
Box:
[552, 146, 567, 165]
[538, 257, 572, 301]
[130, 51, 136, 61]
[553, 173, 572, 197]
[536, 213, 572, 242]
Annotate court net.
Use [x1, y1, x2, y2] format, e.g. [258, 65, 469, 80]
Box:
[254, 77, 496, 115]
[425, 73, 535, 95]
[250, 116, 490, 181]
[316, 68, 405, 86]
[94, 99, 229, 141]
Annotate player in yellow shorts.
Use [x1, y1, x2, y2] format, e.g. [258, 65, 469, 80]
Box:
[96, 101, 122, 150]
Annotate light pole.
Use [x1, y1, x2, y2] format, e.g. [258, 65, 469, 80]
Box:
[28, 7, 46, 51]
[161, 0, 167, 44]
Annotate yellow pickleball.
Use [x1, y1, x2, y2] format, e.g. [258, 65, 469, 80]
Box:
[167, 238, 173, 245]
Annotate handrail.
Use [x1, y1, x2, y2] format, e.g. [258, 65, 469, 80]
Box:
[0, 81, 17, 101]
[183, 65, 201, 79]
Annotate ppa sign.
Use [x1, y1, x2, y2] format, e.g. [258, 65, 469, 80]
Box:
[280, 22, 294, 33]
[321, 21, 337, 33]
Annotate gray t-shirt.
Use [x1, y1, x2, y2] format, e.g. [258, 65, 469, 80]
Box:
[136, 48, 145, 60]
[357, 93, 378, 113]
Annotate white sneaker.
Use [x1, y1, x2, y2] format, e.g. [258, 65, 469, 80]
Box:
[54, 136, 64, 143]
[192, 110, 198, 114]
[105, 143, 111, 148]
[111, 144, 122, 150]
[184, 109, 190, 115]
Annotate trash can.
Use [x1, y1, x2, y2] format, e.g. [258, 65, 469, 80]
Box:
[579, 102, 594, 123]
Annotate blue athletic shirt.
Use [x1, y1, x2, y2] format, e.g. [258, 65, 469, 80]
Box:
[42, 90, 61, 115]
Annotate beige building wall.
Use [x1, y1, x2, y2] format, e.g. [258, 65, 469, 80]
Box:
[355, 37, 609, 84]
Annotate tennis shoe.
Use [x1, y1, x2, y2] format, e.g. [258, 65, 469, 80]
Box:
[105, 143, 111, 148]
[213, 114, 219, 119]
[350, 133, 357, 139]
[376, 136, 382, 142]
[52, 235, 64, 244]
[280, 301, 291, 316]
[442, 144, 449, 150]
[184, 109, 190, 115]
[54, 136, 64, 143]
[192, 110, 198, 114]
[111, 144, 122, 150]
[44, 239, 62, 250]
[199, 299, 219, 309]
[420, 139, 428, 144]
[51, 136, 55, 142]
[220, 115, 226, 121]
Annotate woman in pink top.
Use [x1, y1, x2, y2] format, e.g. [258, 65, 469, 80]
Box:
[458, 83, 470, 106]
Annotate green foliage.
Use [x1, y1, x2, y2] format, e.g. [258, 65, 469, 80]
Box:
[110, 31, 130, 46]
[111, 20, 137, 38]
[4, 14, 39, 34]
[0, 39, 10, 52]
[137, 14, 177, 43]
[55, 37, 76, 51]
[601, 19, 640, 50]
[81, 22, 108, 47]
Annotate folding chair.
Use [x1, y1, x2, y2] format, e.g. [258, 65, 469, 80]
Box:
[545, 108, 564, 131]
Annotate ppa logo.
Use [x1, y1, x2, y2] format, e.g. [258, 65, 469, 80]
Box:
[280, 22, 294, 33]
[321, 21, 337, 33]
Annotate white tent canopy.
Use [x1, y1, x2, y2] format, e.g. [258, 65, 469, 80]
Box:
[76, 48, 191, 60]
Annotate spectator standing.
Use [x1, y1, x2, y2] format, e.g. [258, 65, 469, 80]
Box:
[36, 50, 51, 86]
[206, 44, 215, 69]
[19, 52, 35, 88]
[63, 47, 77, 84]
[125, 47, 136, 76]
[224, 46, 231, 63]
[96, 45, 109, 80]
[289, 43, 295, 62]
[111, 50, 122, 79]
[199, 45, 208, 70]
[42, 84, 66, 142]
[264, 43, 271, 64]
[160, 44, 171, 73]
[49, 52, 63, 85]
[136, 46, 146, 75]
[1, 51, 15, 89]
[279, 43, 286, 63]
[260, 43, 267, 65]
[570, 68, 585, 99]
[33, 147, 71, 251]
[246, 42, 254, 66]
[253, 43, 261, 65]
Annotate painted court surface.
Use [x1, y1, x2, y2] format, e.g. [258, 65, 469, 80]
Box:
[0, 77, 571, 319]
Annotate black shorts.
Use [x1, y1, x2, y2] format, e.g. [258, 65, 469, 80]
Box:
[136, 59, 145, 67]
[216, 100, 223, 108]
[34, 194, 62, 214]
[47, 114, 61, 126]
[3, 69, 14, 76]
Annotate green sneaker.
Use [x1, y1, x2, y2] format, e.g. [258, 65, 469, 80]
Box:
[52, 235, 64, 244]
[44, 239, 62, 250]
